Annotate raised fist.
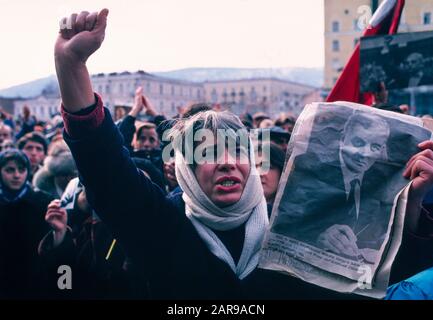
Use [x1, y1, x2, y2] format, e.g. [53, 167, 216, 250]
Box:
[55, 9, 109, 63]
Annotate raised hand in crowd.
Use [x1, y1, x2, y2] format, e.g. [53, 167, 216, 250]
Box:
[142, 95, 158, 117]
[129, 86, 145, 118]
[45, 199, 68, 247]
[55, 9, 109, 111]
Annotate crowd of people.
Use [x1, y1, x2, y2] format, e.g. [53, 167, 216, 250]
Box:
[1, 8, 433, 300]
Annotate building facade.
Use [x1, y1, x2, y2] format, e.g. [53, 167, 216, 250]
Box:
[11, 73, 319, 122]
[324, 0, 433, 90]
[91, 71, 204, 118]
[203, 78, 319, 117]
[14, 95, 61, 122]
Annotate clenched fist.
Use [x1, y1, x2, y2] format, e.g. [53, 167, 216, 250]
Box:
[55, 9, 109, 64]
[54, 9, 109, 112]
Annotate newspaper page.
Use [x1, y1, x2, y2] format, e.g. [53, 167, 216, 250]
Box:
[259, 101, 432, 298]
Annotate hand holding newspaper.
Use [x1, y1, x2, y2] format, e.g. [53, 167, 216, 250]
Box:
[259, 101, 433, 298]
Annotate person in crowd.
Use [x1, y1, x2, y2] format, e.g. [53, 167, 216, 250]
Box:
[252, 112, 270, 128]
[258, 118, 274, 129]
[0, 149, 53, 298]
[54, 8, 433, 299]
[39, 179, 146, 299]
[16, 106, 37, 140]
[0, 139, 15, 152]
[133, 122, 160, 153]
[386, 266, 433, 300]
[275, 113, 296, 134]
[0, 107, 15, 130]
[372, 82, 408, 114]
[114, 106, 127, 122]
[33, 140, 77, 198]
[132, 122, 163, 173]
[269, 127, 291, 152]
[17, 131, 48, 181]
[182, 103, 212, 119]
[0, 123, 13, 145]
[256, 142, 286, 205]
[400, 53, 433, 88]
[45, 115, 64, 143]
[118, 86, 162, 152]
[258, 127, 291, 152]
[163, 160, 179, 194]
[34, 121, 46, 133]
[239, 113, 254, 131]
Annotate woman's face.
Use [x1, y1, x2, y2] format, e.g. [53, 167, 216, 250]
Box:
[194, 141, 250, 208]
[1, 160, 28, 191]
[134, 128, 160, 152]
[256, 154, 281, 204]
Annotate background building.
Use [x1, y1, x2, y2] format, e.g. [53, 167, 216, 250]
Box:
[91, 71, 204, 118]
[203, 78, 319, 117]
[324, 0, 433, 90]
[14, 96, 60, 122]
[9, 72, 319, 121]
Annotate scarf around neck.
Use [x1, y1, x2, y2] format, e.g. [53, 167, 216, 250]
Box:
[175, 144, 269, 279]
[0, 181, 30, 204]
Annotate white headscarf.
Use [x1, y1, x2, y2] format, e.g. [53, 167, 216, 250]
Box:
[175, 142, 269, 280]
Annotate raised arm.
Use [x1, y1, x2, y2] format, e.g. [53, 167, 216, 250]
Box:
[55, 9, 108, 111]
[54, 9, 179, 261]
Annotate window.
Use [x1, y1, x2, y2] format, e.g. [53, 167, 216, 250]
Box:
[239, 88, 245, 98]
[171, 85, 175, 96]
[211, 89, 217, 103]
[222, 89, 228, 102]
[250, 87, 257, 102]
[332, 40, 340, 52]
[332, 21, 340, 32]
[105, 85, 110, 94]
[159, 84, 164, 95]
[332, 58, 341, 70]
[424, 12, 432, 25]
[119, 83, 123, 94]
[146, 82, 151, 93]
[197, 89, 201, 99]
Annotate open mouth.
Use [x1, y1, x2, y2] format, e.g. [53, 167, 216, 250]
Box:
[215, 176, 241, 191]
[219, 180, 237, 187]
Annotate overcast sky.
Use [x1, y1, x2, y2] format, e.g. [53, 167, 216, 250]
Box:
[0, 0, 324, 89]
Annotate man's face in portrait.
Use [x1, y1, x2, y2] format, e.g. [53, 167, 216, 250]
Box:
[405, 53, 424, 75]
[340, 121, 388, 175]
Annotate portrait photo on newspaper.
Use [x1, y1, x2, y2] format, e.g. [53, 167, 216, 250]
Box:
[259, 101, 433, 298]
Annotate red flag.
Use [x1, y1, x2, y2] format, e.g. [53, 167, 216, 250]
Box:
[326, 0, 405, 104]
